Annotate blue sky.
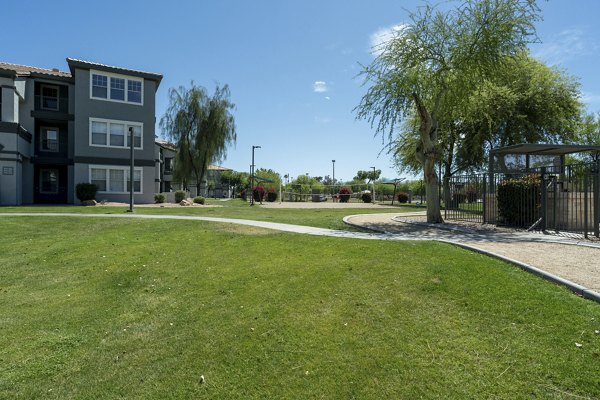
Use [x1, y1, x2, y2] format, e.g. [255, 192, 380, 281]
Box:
[3, 0, 600, 181]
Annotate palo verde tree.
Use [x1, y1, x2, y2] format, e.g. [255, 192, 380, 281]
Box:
[353, 169, 382, 184]
[160, 83, 236, 192]
[356, 0, 541, 223]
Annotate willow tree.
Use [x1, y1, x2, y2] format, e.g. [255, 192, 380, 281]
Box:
[160, 83, 236, 192]
[356, 0, 541, 223]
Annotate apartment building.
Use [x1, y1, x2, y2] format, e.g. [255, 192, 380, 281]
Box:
[0, 58, 162, 205]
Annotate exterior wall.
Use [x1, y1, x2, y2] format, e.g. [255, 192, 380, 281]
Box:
[73, 163, 155, 204]
[72, 68, 157, 203]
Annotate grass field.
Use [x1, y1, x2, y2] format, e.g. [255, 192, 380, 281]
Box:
[1, 212, 599, 399]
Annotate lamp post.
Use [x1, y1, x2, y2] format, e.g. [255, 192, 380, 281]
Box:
[127, 126, 135, 212]
[332, 160, 335, 184]
[251, 145, 261, 206]
[370, 166, 376, 202]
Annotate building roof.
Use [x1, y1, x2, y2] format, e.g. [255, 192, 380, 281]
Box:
[490, 143, 600, 156]
[208, 165, 232, 171]
[0, 61, 71, 78]
[66, 58, 163, 87]
[155, 139, 178, 151]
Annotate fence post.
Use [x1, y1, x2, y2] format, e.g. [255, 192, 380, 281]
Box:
[482, 175, 487, 224]
[540, 167, 547, 231]
[595, 160, 600, 238]
[584, 173, 589, 239]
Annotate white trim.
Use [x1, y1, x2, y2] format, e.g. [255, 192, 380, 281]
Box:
[88, 117, 143, 150]
[88, 165, 144, 194]
[89, 69, 144, 106]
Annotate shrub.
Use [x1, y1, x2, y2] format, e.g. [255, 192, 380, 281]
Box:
[339, 187, 352, 203]
[193, 196, 205, 205]
[174, 190, 187, 203]
[266, 188, 278, 202]
[397, 192, 409, 203]
[154, 193, 165, 203]
[361, 192, 372, 203]
[76, 183, 97, 202]
[253, 185, 265, 202]
[497, 175, 541, 227]
[466, 187, 478, 203]
[240, 189, 247, 201]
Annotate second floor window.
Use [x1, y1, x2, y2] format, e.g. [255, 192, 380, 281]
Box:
[40, 127, 59, 152]
[89, 118, 143, 149]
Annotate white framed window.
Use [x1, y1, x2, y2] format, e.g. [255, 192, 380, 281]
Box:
[91, 74, 107, 98]
[90, 69, 144, 105]
[89, 165, 143, 194]
[89, 118, 143, 150]
[40, 127, 59, 152]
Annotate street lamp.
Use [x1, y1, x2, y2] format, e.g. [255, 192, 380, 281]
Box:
[332, 160, 335, 184]
[127, 126, 135, 212]
[370, 166, 376, 202]
[251, 145, 261, 205]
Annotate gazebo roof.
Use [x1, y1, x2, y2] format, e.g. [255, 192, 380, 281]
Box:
[490, 143, 600, 156]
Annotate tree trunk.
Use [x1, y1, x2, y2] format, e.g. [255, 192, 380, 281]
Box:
[413, 92, 443, 223]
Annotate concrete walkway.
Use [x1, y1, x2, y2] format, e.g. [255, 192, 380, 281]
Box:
[2, 212, 599, 303]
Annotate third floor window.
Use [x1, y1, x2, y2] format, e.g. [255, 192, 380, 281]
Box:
[90, 70, 143, 105]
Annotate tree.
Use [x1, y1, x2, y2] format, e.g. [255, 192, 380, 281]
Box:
[576, 112, 600, 162]
[356, 0, 541, 223]
[254, 168, 281, 190]
[353, 169, 382, 183]
[160, 83, 236, 193]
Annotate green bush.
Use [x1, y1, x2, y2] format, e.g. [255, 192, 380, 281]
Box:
[174, 190, 187, 203]
[339, 187, 352, 203]
[266, 189, 278, 202]
[154, 193, 166, 203]
[397, 192, 409, 203]
[76, 183, 97, 202]
[361, 192, 372, 203]
[497, 175, 541, 227]
[193, 196, 205, 205]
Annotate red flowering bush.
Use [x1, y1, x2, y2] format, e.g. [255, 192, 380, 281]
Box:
[397, 192, 409, 203]
[339, 187, 352, 203]
[253, 185, 265, 202]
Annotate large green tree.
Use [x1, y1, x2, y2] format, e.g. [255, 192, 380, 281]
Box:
[160, 83, 236, 191]
[356, 0, 541, 223]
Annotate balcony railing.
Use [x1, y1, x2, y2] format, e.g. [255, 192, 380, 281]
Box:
[34, 95, 69, 113]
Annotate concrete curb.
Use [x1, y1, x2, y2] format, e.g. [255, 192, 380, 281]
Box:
[440, 240, 600, 303]
[343, 214, 600, 304]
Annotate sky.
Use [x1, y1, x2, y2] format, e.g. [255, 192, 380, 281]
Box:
[2, 0, 600, 182]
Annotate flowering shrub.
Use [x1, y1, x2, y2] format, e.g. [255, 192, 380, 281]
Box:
[240, 189, 247, 200]
[253, 185, 265, 202]
[266, 188, 278, 202]
[361, 192, 372, 203]
[339, 187, 352, 203]
[397, 192, 409, 203]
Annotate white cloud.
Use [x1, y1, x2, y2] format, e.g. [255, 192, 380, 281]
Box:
[534, 28, 598, 65]
[314, 116, 332, 124]
[325, 96, 331, 100]
[369, 24, 408, 56]
[313, 81, 328, 93]
[582, 91, 600, 106]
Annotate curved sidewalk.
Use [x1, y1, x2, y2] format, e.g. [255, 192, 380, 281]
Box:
[2, 212, 599, 303]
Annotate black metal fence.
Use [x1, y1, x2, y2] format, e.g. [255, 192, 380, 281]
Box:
[445, 161, 600, 238]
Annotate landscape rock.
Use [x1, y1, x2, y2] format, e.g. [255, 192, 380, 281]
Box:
[180, 200, 191, 206]
[81, 200, 97, 206]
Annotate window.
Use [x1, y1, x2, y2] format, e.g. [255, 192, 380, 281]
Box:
[41, 85, 59, 110]
[110, 77, 125, 101]
[40, 168, 59, 193]
[164, 157, 173, 173]
[109, 123, 125, 147]
[92, 74, 107, 98]
[89, 118, 143, 149]
[128, 80, 142, 103]
[90, 166, 142, 193]
[90, 70, 143, 105]
[91, 121, 107, 145]
[126, 125, 142, 148]
[40, 127, 59, 152]
[91, 168, 107, 191]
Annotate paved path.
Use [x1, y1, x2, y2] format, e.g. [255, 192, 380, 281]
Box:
[2, 212, 599, 302]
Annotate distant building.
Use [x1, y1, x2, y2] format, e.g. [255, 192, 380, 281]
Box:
[0, 58, 162, 205]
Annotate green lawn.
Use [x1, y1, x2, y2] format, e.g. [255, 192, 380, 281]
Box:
[0, 199, 415, 230]
[1, 216, 599, 399]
